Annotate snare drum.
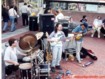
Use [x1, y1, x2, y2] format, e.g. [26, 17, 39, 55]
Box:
[19, 63, 32, 79]
[23, 57, 31, 63]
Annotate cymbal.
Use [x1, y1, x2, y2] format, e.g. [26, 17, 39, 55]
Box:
[35, 32, 44, 40]
[19, 33, 38, 52]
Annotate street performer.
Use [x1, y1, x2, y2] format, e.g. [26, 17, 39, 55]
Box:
[47, 23, 66, 72]
[72, 23, 92, 64]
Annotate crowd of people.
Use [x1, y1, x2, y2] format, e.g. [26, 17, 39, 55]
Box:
[2, 3, 32, 32]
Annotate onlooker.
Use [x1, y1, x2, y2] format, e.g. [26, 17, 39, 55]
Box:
[101, 19, 105, 37]
[80, 15, 88, 29]
[55, 9, 64, 23]
[20, 3, 29, 26]
[91, 16, 103, 38]
[8, 5, 18, 32]
[4, 38, 26, 75]
[27, 5, 32, 15]
[13, 5, 18, 24]
[2, 5, 9, 32]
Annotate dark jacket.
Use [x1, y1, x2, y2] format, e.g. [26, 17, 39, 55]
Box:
[2, 7, 9, 22]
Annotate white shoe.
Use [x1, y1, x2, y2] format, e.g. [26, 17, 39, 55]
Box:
[98, 36, 100, 38]
[91, 35, 94, 38]
[81, 58, 83, 61]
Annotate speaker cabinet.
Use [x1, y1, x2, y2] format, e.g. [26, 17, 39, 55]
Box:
[39, 14, 55, 34]
[29, 16, 38, 31]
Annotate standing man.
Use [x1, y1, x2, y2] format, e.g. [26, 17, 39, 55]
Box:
[72, 23, 87, 64]
[2, 5, 9, 32]
[20, 3, 29, 26]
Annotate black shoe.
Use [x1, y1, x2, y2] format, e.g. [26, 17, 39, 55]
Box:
[51, 67, 56, 72]
[2, 31, 6, 33]
[56, 66, 62, 70]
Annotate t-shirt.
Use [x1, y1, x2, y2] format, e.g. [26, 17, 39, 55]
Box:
[93, 19, 102, 28]
[8, 8, 17, 17]
[20, 5, 28, 13]
[72, 25, 87, 42]
[55, 13, 64, 22]
[4, 46, 18, 66]
[48, 31, 65, 46]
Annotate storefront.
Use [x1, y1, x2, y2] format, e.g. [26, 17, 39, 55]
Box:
[44, 0, 105, 13]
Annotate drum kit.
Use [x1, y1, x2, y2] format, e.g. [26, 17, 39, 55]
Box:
[18, 32, 51, 79]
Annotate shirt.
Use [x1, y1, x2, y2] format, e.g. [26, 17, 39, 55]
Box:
[8, 8, 17, 17]
[20, 5, 29, 13]
[4, 46, 19, 66]
[55, 13, 64, 22]
[49, 31, 65, 46]
[72, 25, 87, 42]
[93, 19, 102, 28]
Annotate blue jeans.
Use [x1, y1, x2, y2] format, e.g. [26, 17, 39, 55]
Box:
[51, 46, 62, 67]
[9, 16, 16, 31]
[76, 41, 82, 63]
[3, 22, 8, 31]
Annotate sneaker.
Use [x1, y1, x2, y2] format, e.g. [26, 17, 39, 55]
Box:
[51, 67, 56, 72]
[98, 36, 100, 38]
[81, 58, 83, 61]
[56, 66, 62, 70]
[76, 60, 82, 64]
[66, 70, 72, 75]
[91, 34, 94, 38]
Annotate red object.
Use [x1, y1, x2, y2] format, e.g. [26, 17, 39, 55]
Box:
[87, 50, 94, 54]
[62, 75, 71, 79]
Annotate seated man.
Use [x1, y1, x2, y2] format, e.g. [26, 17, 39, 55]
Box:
[80, 15, 88, 29]
[4, 38, 26, 75]
[101, 19, 105, 37]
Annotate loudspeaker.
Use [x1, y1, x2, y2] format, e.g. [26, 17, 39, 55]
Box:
[62, 23, 69, 37]
[29, 16, 38, 31]
[39, 14, 55, 34]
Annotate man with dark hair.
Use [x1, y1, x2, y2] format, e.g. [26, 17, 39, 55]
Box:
[4, 38, 26, 75]
[72, 23, 87, 63]
[20, 3, 29, 26]
[80, 15, 88, 29]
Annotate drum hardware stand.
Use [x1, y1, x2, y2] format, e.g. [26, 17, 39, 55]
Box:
[27, 41, 51, 79]
[27, 42, 40, 79]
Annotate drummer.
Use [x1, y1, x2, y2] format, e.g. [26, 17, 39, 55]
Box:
[4, 38, 26, 75]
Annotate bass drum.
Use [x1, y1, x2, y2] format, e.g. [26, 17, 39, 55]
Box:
[19, 63, 32, 79]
